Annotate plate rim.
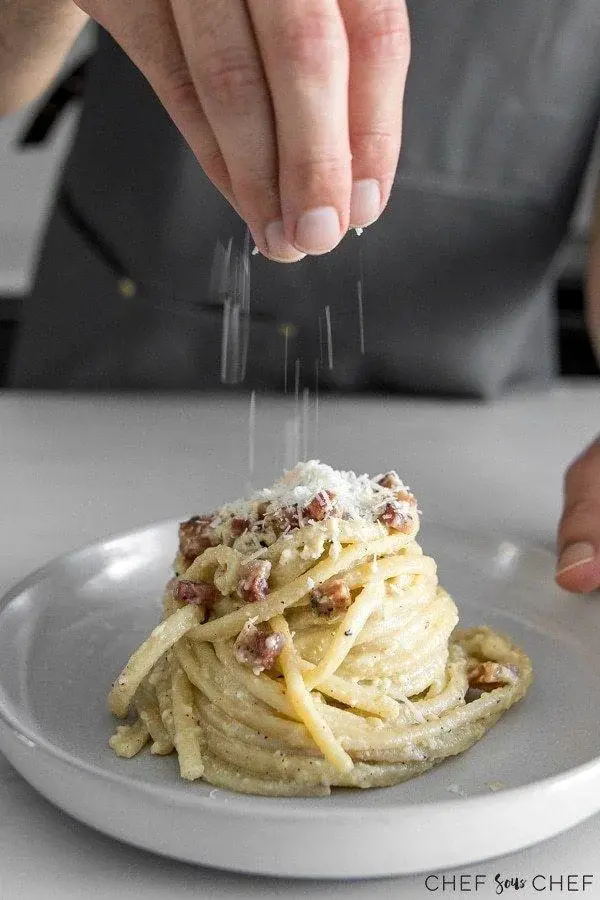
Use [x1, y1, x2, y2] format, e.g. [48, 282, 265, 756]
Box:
[0, 517, 598, 825]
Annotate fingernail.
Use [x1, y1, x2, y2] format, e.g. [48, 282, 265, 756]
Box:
[264, 221, 307, 263]
[556, 542, 595, 576]
[350, 179, 381, 227]
[294, 207, 341, 255]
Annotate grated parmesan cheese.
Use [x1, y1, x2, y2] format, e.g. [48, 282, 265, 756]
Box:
[215, 460, 415, 526]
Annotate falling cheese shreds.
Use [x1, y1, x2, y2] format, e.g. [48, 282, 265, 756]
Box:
[214, 460, 415, 525]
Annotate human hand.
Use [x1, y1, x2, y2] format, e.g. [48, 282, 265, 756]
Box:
[555, 436, 600, 592]
[75, 0, 410, 262]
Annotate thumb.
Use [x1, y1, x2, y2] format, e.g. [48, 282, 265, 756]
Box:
[556, 436, 600, 593]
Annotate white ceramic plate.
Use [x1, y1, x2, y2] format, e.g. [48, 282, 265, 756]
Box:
[0, 520, 599, 879]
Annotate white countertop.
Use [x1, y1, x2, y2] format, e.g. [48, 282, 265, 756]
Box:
[0, 383, 598, 899]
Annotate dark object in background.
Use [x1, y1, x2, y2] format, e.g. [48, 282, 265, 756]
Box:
[0, 320, 18, 386]
[17, 59, 89, 149]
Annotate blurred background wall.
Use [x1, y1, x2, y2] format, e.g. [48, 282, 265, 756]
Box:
[0, 24, 598, 387]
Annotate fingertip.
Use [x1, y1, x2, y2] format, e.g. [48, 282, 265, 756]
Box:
[555, 552, 600, 594]
[263, 252, 307, 265]
[349, 179, 381, 228]
[293, 206, 343, 256]
[263, 220, 307, 263]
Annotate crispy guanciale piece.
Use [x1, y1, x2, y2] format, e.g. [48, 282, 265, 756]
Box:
[377, 471, 402, 490]
[269, 506, 300, 533]
[303, 489, 336, 522]
[178, 515, 216, 565]
[174, 580, 219, 619]
[231, 517, 250, 537]
[467, 661, 520, 691]
[378, 483, 418, 530]
[310, 578, 352, 616]
[378, 500, 413, 532]
[233, 620, 285, 674]
[237, 559, 272, 603]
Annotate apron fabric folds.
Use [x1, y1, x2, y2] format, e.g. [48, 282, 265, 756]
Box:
[9, 0, 600, 396]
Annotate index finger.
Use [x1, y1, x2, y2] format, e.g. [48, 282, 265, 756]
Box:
[339, 0, 410, 227]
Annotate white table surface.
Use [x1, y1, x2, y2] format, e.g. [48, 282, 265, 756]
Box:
[0, 383, 598, 899]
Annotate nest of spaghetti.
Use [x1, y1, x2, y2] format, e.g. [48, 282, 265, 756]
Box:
[108, 462, 532, 797]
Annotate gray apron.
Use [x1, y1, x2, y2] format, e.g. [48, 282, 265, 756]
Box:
[9, 1, 600, 396]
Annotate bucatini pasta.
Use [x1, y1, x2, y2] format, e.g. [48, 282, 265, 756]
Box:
[108, 461, 532, 796]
